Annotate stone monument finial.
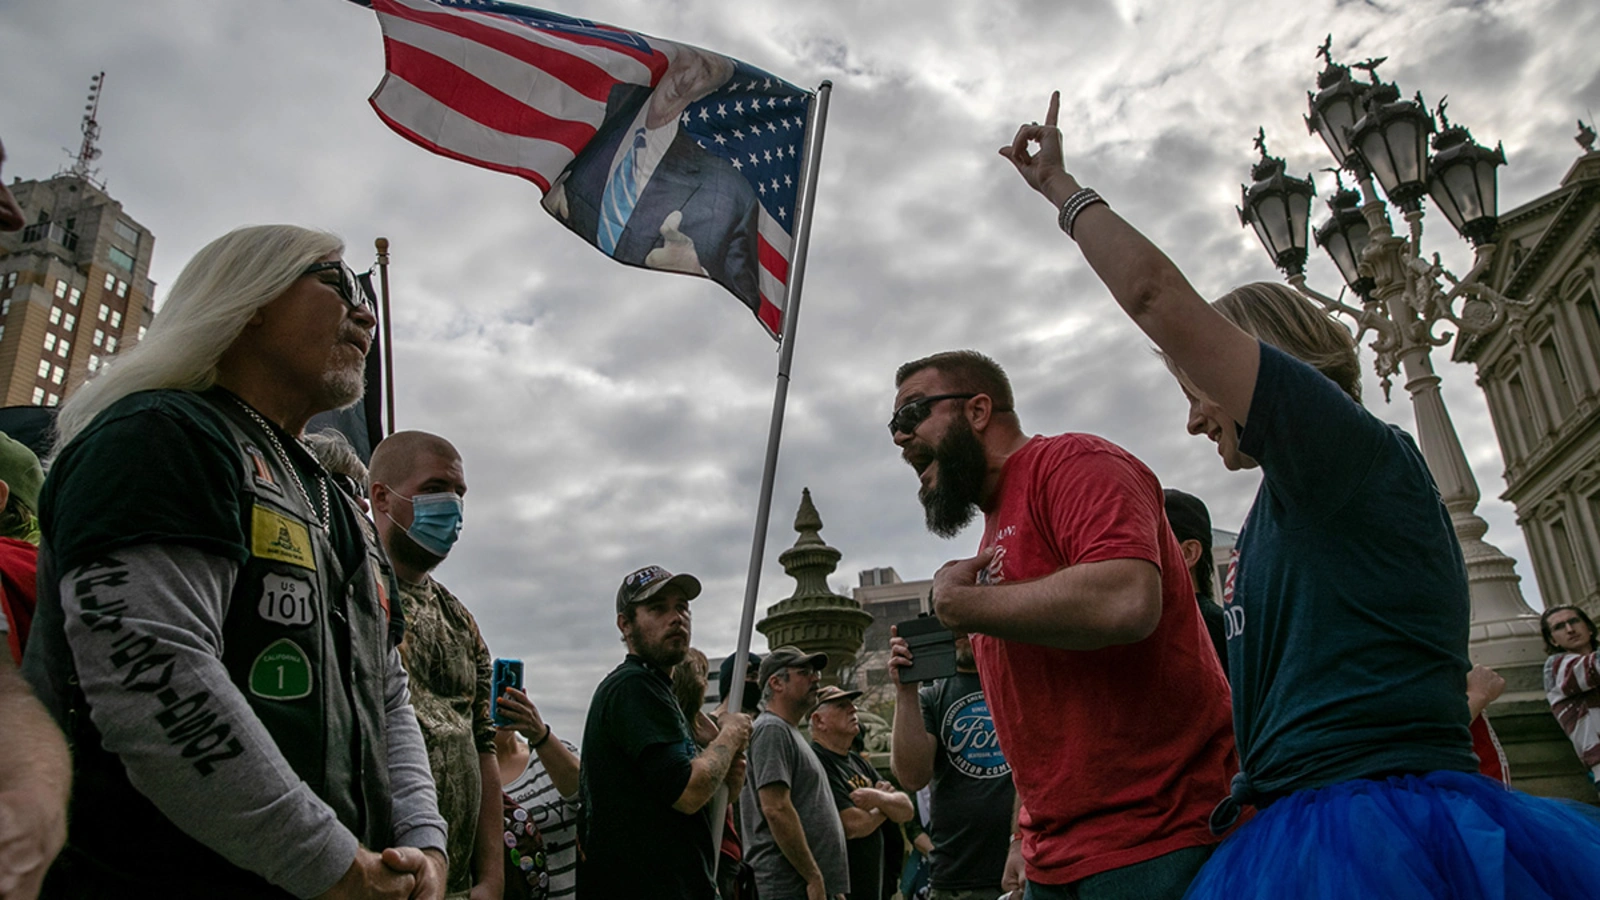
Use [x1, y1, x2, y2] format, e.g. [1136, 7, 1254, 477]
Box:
[794, 487, 825, 548]
[755, 489, 873, 687]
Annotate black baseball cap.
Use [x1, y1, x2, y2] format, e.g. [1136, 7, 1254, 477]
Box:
[616, 565, 702, 614]
[719, 651, 762, 701]
[1163, 488, 1213, 556]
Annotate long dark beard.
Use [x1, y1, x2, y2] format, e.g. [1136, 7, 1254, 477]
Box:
[920, 418, 988, 539]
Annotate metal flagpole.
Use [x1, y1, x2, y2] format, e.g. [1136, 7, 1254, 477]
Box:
[375, 236, 396, 435]
[709, 78, 834, 855]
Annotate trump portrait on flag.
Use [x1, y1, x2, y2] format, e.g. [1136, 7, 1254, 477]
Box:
[543, 42, 761, 309]
[362, 0, 811, 337]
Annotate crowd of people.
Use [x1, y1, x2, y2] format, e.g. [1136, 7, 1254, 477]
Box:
[6, 85, 1600, 900]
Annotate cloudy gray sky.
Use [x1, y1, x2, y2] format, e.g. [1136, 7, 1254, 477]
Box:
[4, 0, 1595, 738]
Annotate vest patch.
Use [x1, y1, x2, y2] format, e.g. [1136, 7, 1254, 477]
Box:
[248, 638, 313, 700]
[258, 572, 316, 627]
[244, 445, 282, 493]
[371, 559, 391, 621]
[251, 506, 316, 571]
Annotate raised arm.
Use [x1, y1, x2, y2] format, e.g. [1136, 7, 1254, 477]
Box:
[1000, 91, 1260, 426]
[496, 687, 580, 797]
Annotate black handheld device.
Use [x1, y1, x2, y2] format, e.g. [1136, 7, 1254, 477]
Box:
[490, 658, 524, 726]
[895, 615, 958, 683]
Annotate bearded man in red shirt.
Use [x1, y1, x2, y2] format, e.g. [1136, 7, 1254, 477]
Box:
[889, 350, 1236, 900]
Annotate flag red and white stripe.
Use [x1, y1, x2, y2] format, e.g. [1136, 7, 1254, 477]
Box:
[364, 0, 810, 338]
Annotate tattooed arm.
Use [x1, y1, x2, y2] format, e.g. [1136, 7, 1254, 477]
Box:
[672, 709, 752, 814]
[60, 545, 360, 899]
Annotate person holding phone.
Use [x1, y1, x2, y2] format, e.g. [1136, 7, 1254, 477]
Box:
[888, 629, 1014, 900]
[370, 431, 501, 900]
[888, 350, 1235, 900]
[495, 685, 581, 899]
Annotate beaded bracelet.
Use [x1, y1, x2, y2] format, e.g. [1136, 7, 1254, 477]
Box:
[1057, 187, 1108, 239]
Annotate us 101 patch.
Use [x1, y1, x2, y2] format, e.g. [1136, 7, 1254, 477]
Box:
[249, 638, 313, 700]
[259, 573, 316, 627]
[251, 505, 316, 571]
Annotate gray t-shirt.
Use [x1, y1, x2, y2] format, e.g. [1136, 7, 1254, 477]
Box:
[740, 711, 848, 900]
[920, 671, 1015, 891]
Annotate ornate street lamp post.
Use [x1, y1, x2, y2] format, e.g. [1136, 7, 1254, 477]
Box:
[1238, 39, 1540, 671]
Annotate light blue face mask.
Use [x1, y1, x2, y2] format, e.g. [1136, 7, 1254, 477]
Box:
[393, 491, 463, 557]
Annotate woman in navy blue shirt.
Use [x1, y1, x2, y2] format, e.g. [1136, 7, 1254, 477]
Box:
[997, 91, 1600, 899]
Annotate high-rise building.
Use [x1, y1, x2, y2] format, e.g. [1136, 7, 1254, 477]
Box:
[0, 175, 155, 408]
[0, 72, 154, 410]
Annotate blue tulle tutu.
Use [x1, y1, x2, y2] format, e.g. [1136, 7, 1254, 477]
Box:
[1183, 771, 1600, 899]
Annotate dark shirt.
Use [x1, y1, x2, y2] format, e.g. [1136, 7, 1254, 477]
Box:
[1198, 596, 1229, 676]
[577, 654, 711, 900]
[41, 387, 365, 576]
[1229, 343, 1477, 798]
[918, 671, 1014, 891]
[810, 742, 884, 900]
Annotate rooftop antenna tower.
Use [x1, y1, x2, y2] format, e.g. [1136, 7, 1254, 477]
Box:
[68, 71, 107, 189]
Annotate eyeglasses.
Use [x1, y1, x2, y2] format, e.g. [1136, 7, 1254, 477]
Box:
[303, 260, 375, 313]
[888, 393, 976, 435]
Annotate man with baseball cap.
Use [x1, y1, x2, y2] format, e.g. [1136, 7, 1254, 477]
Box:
[577, 565, 752, 900]
[810, 685, 912, 900]
[1163, 489, 1228, 675]
[742, 646, 849, 900]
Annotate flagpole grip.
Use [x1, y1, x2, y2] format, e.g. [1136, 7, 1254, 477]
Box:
[375, 237, 396, 436]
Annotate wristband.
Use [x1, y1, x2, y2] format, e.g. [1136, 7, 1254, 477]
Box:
[1057, 187, 1107, 239]
[530, 722, 553, 749]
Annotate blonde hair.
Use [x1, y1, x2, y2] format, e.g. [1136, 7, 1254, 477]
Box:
[54, 225, 343, 453]
[1213, 282, 1362, 402]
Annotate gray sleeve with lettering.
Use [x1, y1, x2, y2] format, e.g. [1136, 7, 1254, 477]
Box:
[61, 544, 358, 898]
[382, 643, 448, 852]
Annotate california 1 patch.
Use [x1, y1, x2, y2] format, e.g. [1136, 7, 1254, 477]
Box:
[249, 638, 313, 700]
[259, 572, 316, 627]
[942, 691, 1010, 778]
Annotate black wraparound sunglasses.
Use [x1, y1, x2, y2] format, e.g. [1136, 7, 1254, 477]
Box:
[888, 393, 977, 435]
[303, 260, 376, 313]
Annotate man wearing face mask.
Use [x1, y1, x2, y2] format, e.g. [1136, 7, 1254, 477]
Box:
[369, 431, 500, 900]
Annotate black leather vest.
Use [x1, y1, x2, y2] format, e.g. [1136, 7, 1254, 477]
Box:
[46, 394, 399, 899]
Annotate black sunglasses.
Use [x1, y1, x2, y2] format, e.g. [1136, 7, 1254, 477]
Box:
[888, 393, 977, 435]
[303, 260, 376, 313]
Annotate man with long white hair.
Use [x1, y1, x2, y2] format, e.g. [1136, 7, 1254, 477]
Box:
[21, 225, 448, 899]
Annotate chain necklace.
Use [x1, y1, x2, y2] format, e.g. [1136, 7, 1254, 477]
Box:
[231, 397, 331, 529]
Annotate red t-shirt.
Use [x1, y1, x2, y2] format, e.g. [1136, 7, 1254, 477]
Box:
[971, 435, 1236, 884]
[0, 536, 38, 665]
